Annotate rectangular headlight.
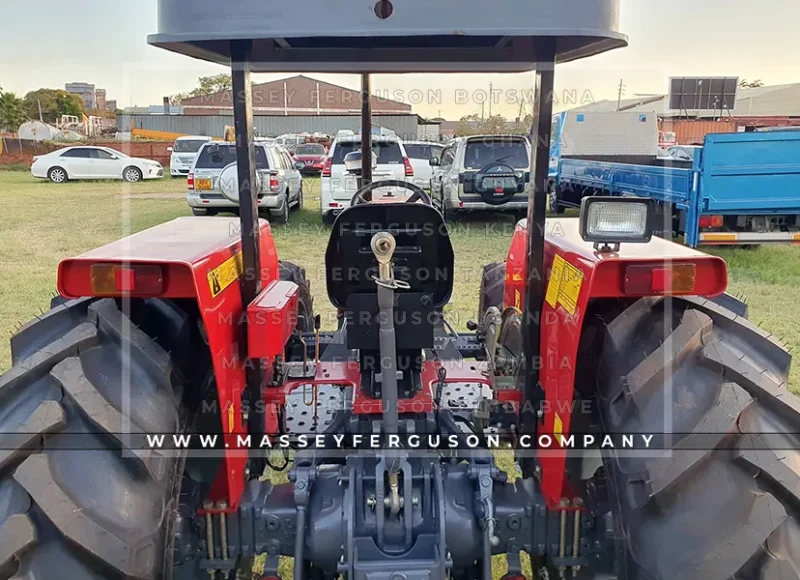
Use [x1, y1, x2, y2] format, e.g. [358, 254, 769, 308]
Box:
[579, 197, 654, 245]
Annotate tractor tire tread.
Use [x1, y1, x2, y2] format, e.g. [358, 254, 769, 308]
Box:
[597, 296, 800, 580]
[478, 262, 506, 322]
[0, 298, 186, 579]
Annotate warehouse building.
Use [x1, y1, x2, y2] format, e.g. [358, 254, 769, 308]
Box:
[180, 75, 412, 116]
[118, 75, 434, 140]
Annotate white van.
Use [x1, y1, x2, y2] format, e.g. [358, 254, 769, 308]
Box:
[320, 135, 413, 223]
[168, 135, 212, 177]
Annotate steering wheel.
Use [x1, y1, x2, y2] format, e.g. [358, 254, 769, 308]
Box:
[351, 179, 432, 206]
[473, 162, 522, 206]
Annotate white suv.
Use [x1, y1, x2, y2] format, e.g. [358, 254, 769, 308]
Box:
[168, 136, 211, 177]
[430, 135, 531, 218]
[320, 135, 414, 223]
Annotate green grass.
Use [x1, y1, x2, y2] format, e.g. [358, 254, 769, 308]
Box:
[0, 171, 798, 392]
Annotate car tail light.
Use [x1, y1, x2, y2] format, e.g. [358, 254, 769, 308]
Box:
[322, 157, 332, 177]
[270, 173, 279, 192]
[90, 264, 164, 296]
[187, 172, 194, 190]
[403, 157, 414, 177]
[699, 215, 723, 228]
[624, 263, 696, 295]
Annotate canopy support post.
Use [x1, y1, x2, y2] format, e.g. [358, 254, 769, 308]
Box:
[360, 73, 373, 187]
[231, 39, 265, 476]
[521, 39, 556, 478]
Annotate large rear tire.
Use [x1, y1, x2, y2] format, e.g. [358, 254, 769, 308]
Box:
[477, 262, 505, 323]
[280, 261, 314, 332]
[0, 298, 189, 579]
[596, 296, 800, 579]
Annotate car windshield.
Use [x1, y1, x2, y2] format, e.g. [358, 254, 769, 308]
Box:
[295, 144, 325, 155]
[174, 139, 209, 153]
[404, 144, 442, 160]
[332, 141, 403, 164]
[195, 145, 269, 169]
[464, 139, 529, 169]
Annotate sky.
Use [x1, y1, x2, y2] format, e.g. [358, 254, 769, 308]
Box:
[1, 0, 798, 119]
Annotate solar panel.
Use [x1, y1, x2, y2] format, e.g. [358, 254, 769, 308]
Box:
[668, 77, 738, 113]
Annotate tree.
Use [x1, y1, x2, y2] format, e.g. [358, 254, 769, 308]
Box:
[190, 74, 233, 97]
[169, 92, 190, 106]
[455, 114, 481, 136]
[22, 89, 84, 123]
[739, 79, 764, 89]
[0, 90, 28, 132]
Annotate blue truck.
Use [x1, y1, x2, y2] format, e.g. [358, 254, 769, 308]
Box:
[549, 112, 800, 247]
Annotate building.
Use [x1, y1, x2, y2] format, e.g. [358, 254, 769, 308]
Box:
[95, 89, 107, 111]
[180, 75, 412, 116]
[568, 83, 800, 143]
[65, 82, 96, 109]
[106, 100, 117, 112]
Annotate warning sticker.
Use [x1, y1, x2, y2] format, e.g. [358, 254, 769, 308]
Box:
[208, 252, 243, 298]
[545, 254, 584, 317]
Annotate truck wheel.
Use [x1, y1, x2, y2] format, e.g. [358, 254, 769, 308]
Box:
[280, 261, 314, 332]
[478, 262, 506, 323]
[596, 296, 800, 579]
[0, 298, 190, 579]
[548, 181, 564, 214]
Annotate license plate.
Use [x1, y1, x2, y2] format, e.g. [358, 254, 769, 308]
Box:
[196, 179, 212, 190]
[305, 160, 313, 165]
[486, 177, 513, 191]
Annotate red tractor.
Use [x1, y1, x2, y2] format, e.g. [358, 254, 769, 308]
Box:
[2, 1, 798, 579]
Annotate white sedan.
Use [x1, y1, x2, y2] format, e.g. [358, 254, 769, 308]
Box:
[31, 146, 164, 183]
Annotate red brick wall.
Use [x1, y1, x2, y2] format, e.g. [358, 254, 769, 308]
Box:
[0, 140, 173, 168]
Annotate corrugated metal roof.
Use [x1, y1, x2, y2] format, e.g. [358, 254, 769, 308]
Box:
[568, 83, 800, 118]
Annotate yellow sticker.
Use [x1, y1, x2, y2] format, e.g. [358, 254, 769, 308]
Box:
[554, 413, 563, 437]
[514, 289, 521, 311]
[545, 254, 584, 316]
[208, 252, 243, 298]
[227, 403, 235, 434]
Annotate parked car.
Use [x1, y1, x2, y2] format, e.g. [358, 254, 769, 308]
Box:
[187, 141, 304, 223]
[430, 135, 531, 218]
[168, 135, 212, 176]
[292, 143, 327, 175]
[402, 141, 444, 191]
[31, 146, 164, 183]
[320, 134, 414, 222]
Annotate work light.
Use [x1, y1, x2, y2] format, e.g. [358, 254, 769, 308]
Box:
[579, 197, 654, 250]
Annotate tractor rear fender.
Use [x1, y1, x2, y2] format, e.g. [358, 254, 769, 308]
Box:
[503, 218, 727, 507]
[57, 216, 281, 508]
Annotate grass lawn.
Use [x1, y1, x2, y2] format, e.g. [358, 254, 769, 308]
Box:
[0, 170, 797, 391]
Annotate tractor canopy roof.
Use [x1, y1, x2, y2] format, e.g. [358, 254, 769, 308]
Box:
[148, 0, 627, 73]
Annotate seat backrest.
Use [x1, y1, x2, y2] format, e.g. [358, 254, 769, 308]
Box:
[324, 203, 454, 310]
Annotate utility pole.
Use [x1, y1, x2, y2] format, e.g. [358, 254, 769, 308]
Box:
[616, 78, 626, 111]
[489, 82, 493, 117]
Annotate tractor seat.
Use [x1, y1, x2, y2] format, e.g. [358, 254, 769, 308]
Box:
[325, 202, 454, 351]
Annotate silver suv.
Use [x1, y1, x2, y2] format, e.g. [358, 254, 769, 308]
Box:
[187, 141, 304, 223]
[430, 135, 531, 218]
